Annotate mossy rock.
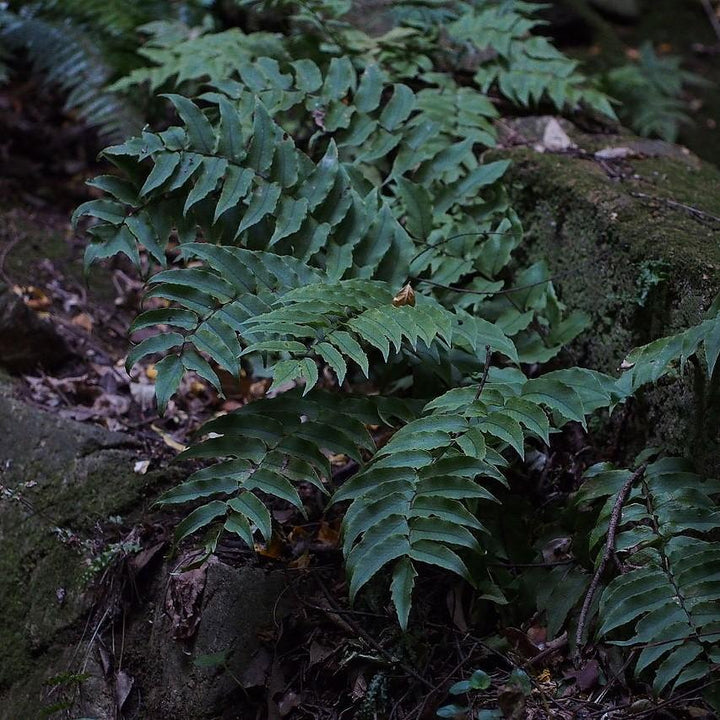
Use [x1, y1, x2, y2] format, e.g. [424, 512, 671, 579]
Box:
[0, 381, 169, 718]
[499, 118, 720, 471]
[0, 382, 289, 720]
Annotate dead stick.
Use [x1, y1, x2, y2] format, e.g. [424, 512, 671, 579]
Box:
[630, 191, 720, 225]
[575, 464, 647, 653]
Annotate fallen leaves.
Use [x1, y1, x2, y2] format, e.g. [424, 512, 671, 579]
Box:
[13, 284, 52, 311]
[165, 555, 215, 641]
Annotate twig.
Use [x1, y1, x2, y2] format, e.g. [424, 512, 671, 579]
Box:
[575, 464, 647, 654]
[416, 275, 556, 297]
[313, 574, 435, 690]
[700, 0, 720, 45]
[475, 346, 492, 401]
[523, 632, 568, 668]
[630, 191, 720, 225]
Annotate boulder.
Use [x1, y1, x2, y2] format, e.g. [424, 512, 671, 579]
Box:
[0, 382, 287, 719]
[499, 116, 720, 471]
[0, 285, 71, 372]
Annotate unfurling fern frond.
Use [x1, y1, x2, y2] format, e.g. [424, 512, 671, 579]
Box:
[578, 458, 720, 694]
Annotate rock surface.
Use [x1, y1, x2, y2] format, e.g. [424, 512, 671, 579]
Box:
[0, 285, 71, 372]
[0, 379, 287, 719]
[499, 116, 720, 472]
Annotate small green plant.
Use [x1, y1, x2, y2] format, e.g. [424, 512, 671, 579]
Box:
[436, 668, 493, 718]
[634, 259, 669, 308]
[601, 42, 709, 142]
[80, 539, 142, 585]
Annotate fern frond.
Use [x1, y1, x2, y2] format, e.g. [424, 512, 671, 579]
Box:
[333, 363, 622, 627]
[579, 458, 720, 694]
[110, 22, 289, 94]
[436, 1, 614, 117]
[602, 42, 708, 142]
[617, 302, 720, 395]
[0, 7, 142, 140]
[158, 389, 419, 545]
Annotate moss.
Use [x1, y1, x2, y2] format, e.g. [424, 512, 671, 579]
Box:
[502, 143, 720, 471]
[0, 389, 179, 718]
[0, 206, 119, 303]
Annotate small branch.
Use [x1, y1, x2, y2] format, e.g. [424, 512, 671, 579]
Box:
[575, 464, 647, 654]
[475, 346, 492, 401]
[630, 191, 720, 225]
[313, 574, 435, 690]
[523, 632, 568, 668]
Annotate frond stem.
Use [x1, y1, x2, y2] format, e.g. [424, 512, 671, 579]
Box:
[574, 463, 648, 657]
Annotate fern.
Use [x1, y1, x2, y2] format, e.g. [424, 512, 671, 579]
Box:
[336, 366, 623, 627]
[602, 42, 708, 142]
[617, 298, 720, 396]
[0, 0, 208, 139]
[0, 6, 142, 141]
[434, 0, 615, 117]
[74, 58, 599, 622]
[578, 458, 720, 694]
[71, 0, 634, 632]
[159, 390, 419, 545]
[110, 21, 289, 94]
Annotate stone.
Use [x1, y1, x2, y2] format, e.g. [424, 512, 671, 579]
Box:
[498, 120, 720, 472]
[0, 381, 159, 718]
[0, 380, 288, 720]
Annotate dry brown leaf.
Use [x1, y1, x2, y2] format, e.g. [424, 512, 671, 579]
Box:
[255, 535, 284, 559]
[288, 551, 310, 569]
[14, 285, 52, 310]
[115, 670, 134, 711]
[71, 312, 93, 333]
[392, 283, 416, 307]
[316, 521, 340, 548]
[150, 424, 186, 452]
[165, 557, 211, 640]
